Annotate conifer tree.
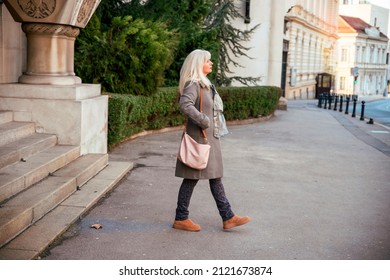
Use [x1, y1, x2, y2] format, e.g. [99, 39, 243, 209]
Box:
[205, 0, 260, 86]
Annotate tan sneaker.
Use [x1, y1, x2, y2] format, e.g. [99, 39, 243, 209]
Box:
[172, 219, 201, 232]
[223, 215, 250, 230]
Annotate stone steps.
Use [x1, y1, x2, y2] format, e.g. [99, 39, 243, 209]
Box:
[0, 161, 131, 260]
[0, 133, 58, 169]
[0, 153, 108, 249]
[0, 145, 81, 204]
[0, 110, 133, 259]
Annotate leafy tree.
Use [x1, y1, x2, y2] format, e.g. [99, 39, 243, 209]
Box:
[123, 0, 218, 86]
[125, 0, 260, 86]
[75, 15, 178, 95]
[75, 0, 260, 92]
[204, 0, 261, 86]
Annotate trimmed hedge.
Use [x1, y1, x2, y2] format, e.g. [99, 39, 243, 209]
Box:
[107, 86, 281, 148]
[218, 86, 281, 120]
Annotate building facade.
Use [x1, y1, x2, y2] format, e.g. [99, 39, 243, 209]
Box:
[230, 0, 339, 99]
[283, 0, 339, 99]
[228, 0, 286, 89]
[336, 15, 388, 96]
[340, 0, 390, 35]
[339, 0, 390, 96]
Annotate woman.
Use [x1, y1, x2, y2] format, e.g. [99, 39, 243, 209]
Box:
[173, 49, 250, 232]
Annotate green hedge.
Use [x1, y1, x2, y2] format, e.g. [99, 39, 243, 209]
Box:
[218, 86, 281, 120]
[107, 86, 281, 148]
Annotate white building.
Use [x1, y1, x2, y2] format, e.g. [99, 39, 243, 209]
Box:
[336, 15, 388, 96]
[338, 0, 390, 96]
[230, 0, 339, 100]
[228, 0, 286, 90]
[283, 1, 339, 99]
[339, 0, 390, 35]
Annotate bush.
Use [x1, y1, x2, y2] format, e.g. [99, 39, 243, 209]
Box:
[218, 86, 281, 120]
[75, 15, 178, 95]
[107, 86, 281, 148]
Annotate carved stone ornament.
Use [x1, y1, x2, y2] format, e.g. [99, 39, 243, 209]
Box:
[3, 0, 101, 85]
[77, 0, 97, 26]
[22, 22, 80, 38]
[18, 0, 56, 19]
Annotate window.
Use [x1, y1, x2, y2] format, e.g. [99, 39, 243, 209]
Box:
[341, 48, 348, 62]
[356, 46, 360, 62]
[340, 76, 346, 90]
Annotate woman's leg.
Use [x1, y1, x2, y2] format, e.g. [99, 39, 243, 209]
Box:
[175, 178, 198, 221]
[209, 178, 234, 221]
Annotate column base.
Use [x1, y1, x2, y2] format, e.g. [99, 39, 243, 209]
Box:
[0, 83, 107, 155]
[19, 74, 82, 86]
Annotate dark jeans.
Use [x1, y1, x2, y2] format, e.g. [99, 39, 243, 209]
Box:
[175, 178, 234, 221]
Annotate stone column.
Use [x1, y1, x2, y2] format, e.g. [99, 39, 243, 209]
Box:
[20, 23, 81, 85]
[3, 0, 100, 85]
[1, 1, 107, 155]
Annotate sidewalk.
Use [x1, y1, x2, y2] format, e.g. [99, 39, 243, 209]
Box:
[43, 100, 390, 260]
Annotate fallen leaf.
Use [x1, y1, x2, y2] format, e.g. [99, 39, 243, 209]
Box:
[90, 223, 103, 229]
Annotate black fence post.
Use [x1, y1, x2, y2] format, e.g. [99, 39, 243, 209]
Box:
[339, 95, 343, 112]
[360, 101, 366, 121]
[324, 93, 328, 109]
[352, 97, 357, 117]
[318, 94, 323, 108]
[328, 94, 332, 109]
[345, 96, 350, 114]
[333, 95, 338, 111]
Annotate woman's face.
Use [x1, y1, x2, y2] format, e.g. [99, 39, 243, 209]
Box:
[202, 58, 213, 75]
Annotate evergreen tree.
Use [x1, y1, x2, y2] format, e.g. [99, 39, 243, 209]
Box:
[125, 0, 217, 86]
[75, 0, 260, 92]
[75, 15, 178, 95]
[204, 0, 261, 86]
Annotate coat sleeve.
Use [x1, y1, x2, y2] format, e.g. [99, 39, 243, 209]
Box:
[179, 83, 210, 129]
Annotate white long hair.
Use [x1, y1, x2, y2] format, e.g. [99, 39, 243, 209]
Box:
[178, 49, 212, 95]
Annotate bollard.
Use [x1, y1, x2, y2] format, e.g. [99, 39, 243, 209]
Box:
[324, 93, 328, 109]
[351, 97, 357, 117]
[328, 94, 332, 109]
[345, 96, 350, 114]
[360, 101, 365, 121]
[334, 95, 338, 111]
[318, 93, 323, 108]
[339, 95, 343, 112]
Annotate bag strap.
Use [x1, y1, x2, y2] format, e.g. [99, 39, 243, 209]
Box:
[199, 88, 208, 141]
[182, 86, 208, 142]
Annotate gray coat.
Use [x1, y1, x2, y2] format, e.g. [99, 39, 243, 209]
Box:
[175, 82, 223, 179]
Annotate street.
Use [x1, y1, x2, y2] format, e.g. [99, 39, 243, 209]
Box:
[355, 99, 390, 127]
[42, 100, 390, 260]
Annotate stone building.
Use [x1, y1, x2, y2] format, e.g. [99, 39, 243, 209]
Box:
[230, 0, 339, 99]
[339, 0, 389, 35]
[282, 0, 339, 99]
[336, 15, 388, 96]
[338, 0, 390, 96]
[228, 0, 285, 91]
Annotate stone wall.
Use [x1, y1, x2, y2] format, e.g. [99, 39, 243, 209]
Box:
[0, 3, 25, 84]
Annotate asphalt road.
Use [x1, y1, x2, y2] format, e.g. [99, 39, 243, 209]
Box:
[42, 100, 390, 260]
[355, 99, 390, 126]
